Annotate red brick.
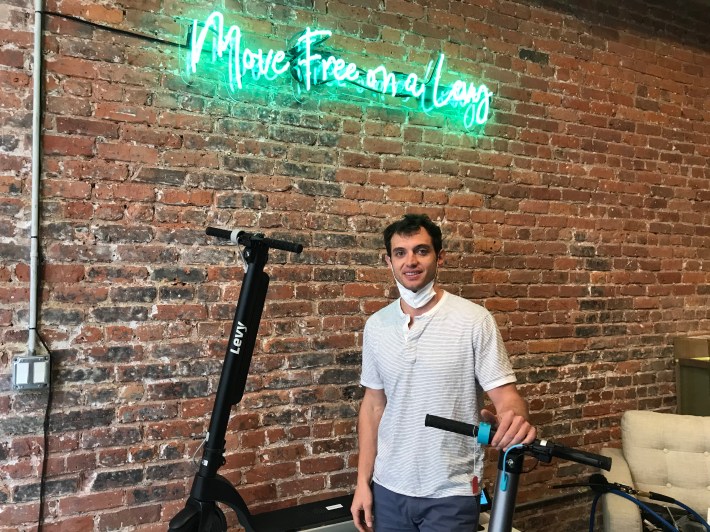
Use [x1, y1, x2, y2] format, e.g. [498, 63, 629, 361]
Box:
[95, 102, 158, 124]
[40, 515, 95, 532]
[158, 112, 214, 132]
[362, 137, 403, 154]
[0, 69, 30, 87]
[84, 4, 124, 24]
[278, 475, 327, 498]
[42, 264, 85, 283]
[162, 150, 219, 168]
[43, 134, 95, 156]
[61, 159, 129, 181]
[152, 304, 207, 320]
[0, 28, 33, 48]
[159, 189, 213, 206]
[245, 462, 298, 484]
[97, 504, 161, 531]
[42, 179, 92, 199]
[55, 116, 119, 138]
[97, 142, 159, 163]
[0, 49, 25, 68]
[120, 124, 182, 148]
[46, 55, 99, 78]
[54, 202, 92, 223]
[300, 456, 345, 474]
[0, 502, 41, 526]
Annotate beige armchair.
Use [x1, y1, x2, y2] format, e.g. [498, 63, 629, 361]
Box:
[600, 410, 710, 531]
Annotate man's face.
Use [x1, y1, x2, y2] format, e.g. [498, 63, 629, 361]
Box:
[385, 227, 444, 292]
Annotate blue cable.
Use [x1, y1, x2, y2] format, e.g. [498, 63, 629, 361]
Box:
[608, 489, 678, 532]
[589, 485, 709, 532]
[597, 489, 710, 531]
[671, 499, 710, 531]
[589, 493, 602, 532]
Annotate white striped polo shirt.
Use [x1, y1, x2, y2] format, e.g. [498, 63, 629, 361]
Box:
[361, 291, 516, 498]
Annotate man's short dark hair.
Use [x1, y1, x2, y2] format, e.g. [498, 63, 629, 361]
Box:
[383, 214, 443, 257]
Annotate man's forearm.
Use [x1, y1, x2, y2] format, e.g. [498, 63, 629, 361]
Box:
[356, 409, 380, 486]
[499, 394, 530, 420]
[356, 389, 386, 486]
[487, 383, 530, 419]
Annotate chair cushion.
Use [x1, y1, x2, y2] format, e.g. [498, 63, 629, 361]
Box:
[621, 410, 710, 514]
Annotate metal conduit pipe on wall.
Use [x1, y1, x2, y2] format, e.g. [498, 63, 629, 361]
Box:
[28, 0, 44, 357]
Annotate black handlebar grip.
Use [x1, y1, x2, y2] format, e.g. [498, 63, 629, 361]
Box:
[545, 443, 612, 471]
[206, 226, 237, 240]
[425, 414, 477, 438]
[261, 237, 303, 254]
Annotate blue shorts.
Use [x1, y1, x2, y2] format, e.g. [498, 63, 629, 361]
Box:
[372, 483, 480, 531]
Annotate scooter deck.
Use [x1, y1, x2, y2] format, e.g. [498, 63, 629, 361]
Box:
[251, 494, 355, 532]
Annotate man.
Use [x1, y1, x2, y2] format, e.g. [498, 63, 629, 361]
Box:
[351, 214, 536, 532]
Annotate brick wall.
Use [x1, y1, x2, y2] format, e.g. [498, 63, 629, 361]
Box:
[1, 0, 709, 530]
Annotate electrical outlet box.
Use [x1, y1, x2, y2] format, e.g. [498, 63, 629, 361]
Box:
[12, 355, 50, 390]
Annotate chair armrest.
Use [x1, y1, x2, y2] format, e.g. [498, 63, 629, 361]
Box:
[600, 447, 642, 532]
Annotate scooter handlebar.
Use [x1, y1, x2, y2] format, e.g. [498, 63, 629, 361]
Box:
[425, 414, 612, 471]
[206, 227, 304, 254]
[535, 442, 612, 471]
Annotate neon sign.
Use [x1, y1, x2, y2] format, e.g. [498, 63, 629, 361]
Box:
[186, 12, 493, 131]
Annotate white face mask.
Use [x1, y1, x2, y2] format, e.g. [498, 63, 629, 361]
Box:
[395, 278, 437, 309]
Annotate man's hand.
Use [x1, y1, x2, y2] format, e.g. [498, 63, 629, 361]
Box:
[480, 408, 536, 451]
[483, 383, 537, 450]
[350, 483, 374, 532]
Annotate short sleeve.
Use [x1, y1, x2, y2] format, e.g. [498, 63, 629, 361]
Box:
[360, 318, 384, 390]
[474, 311, 516, 391]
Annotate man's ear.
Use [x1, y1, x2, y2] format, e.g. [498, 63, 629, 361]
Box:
[384, 254, 392, 267]
[437, 250, 446, 267]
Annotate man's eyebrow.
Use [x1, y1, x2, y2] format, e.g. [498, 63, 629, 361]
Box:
[392, 244, 432, 252]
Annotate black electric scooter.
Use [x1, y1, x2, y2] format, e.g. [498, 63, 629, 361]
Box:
[169, 228, 353, 532]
